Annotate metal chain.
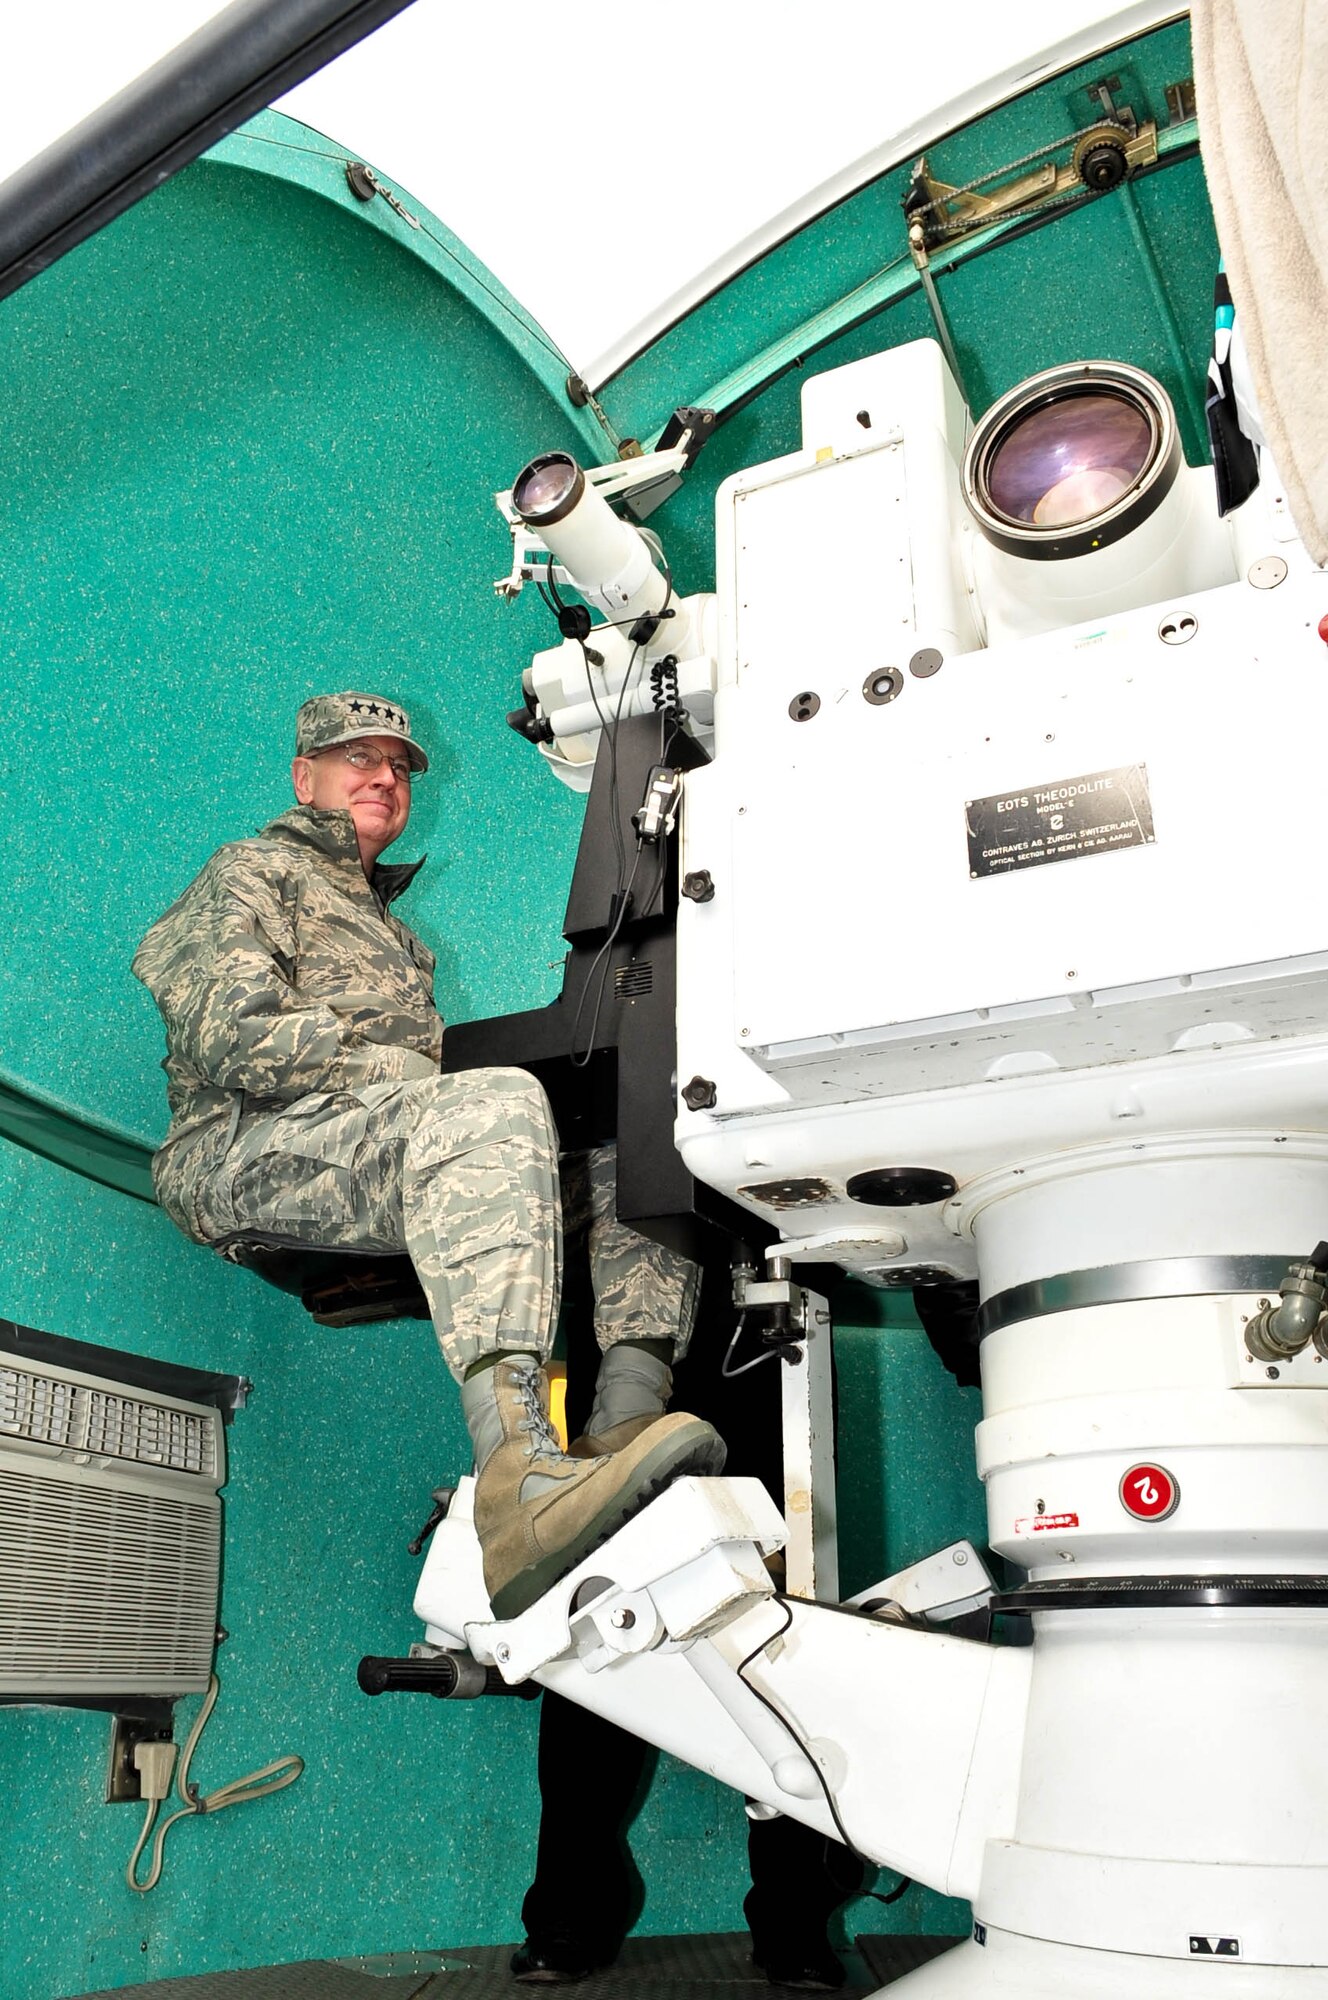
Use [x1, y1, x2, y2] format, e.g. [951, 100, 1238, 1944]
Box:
[909, 117, 1132, 229]
[928, 183, 1109, 244]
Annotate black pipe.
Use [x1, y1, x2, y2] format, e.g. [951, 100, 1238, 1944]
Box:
[0, 0, 418, 307]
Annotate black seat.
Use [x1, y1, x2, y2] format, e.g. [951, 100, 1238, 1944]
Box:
[214, 1233, 429, 1327]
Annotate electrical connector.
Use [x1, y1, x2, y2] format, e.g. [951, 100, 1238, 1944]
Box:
[133, 1738, 178, 1803]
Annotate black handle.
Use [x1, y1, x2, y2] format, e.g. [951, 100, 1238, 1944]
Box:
[356, 1653, 542, 1700]
[357, 1653, 463, 1698]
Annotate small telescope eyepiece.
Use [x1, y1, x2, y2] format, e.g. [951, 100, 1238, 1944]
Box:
[513, 452, 584, 526]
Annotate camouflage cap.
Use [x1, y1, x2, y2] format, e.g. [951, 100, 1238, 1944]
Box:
[294, 692, 429, 773]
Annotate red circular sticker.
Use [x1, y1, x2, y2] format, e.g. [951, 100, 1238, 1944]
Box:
[1119, 1463, 1179, 1521]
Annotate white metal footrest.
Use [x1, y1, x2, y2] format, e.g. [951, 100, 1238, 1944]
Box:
[414, 1475, 786, 1685]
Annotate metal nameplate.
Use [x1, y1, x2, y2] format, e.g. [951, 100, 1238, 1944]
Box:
[966, 763, 1154, 879]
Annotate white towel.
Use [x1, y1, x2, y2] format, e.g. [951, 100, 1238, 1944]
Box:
[1192, 0, 1328, 563]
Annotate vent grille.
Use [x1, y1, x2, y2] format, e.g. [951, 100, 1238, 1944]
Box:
[0, 1466, 219, 1691]
[614, 960, 653, 998]
[0, 1365, 215, 1475]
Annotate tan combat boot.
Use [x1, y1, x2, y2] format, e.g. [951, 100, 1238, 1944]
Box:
[464, 1354, 726, 1621]
[569, 1339, 684, 1459]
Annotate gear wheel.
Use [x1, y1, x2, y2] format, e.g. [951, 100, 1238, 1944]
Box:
[1073, 123, 1131, 192]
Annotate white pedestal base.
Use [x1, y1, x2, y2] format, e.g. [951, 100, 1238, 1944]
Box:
[878, 1928, 1327, 1996]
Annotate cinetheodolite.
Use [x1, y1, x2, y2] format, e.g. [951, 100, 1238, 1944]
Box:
[367, 335, 1328, 1994]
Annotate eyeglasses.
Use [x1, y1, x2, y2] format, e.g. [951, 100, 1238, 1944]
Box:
[313, 743, 417, 784]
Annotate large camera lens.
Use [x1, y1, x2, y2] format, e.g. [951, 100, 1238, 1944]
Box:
[987, 392, 1154, 528]
[963, 362, 1179, 560]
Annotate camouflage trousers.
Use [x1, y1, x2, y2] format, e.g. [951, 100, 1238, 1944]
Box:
[195, 1066, 699, 1381]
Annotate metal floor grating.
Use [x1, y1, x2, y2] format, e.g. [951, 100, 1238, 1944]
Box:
[67, 1932, 962, 2000]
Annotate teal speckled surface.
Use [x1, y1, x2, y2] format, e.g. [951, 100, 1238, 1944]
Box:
[0, 133, 590, 1142]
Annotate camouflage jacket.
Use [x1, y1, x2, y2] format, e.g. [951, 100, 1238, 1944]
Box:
[133, 805, 444, 1239]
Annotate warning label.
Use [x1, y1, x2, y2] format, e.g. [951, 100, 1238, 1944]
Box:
[966, 763, 1154, 879]
[1013, 1512, 1080, 1535]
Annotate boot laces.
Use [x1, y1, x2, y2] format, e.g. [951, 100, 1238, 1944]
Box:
[514, 1370, 563, 1462]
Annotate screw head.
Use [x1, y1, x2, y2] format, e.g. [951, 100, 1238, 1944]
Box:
[496, 1644, 511, 1664]
[610, 1607, 636, 1630]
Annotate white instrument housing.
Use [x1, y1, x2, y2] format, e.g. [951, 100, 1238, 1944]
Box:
[676, 337, 1328, 1289]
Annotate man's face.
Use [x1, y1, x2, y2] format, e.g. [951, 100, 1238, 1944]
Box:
[292, 733, 413, 872]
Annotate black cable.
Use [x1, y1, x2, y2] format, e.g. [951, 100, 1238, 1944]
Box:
[735, 1600, 913, 1906]
[578, 637, 636, 887]
[541, 541, 674, 638]
[637, 644, 687, 916]
[608, 637, 646, 857]
[646, 823, 670, 920]
[654, 545, 675, 617]
[579, 604, 677, 635]
[568, 842, 644, 1068]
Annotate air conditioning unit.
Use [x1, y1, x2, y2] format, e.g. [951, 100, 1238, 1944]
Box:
[0, 1321, 239, 1700]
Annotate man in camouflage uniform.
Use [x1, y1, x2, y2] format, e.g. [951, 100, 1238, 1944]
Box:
[133, 691, 723, 1619]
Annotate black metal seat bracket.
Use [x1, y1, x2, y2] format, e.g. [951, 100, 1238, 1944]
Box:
[212, 1234, 429, 1326]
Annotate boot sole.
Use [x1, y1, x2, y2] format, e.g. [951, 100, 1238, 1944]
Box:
[488, 1425, 727, 1622]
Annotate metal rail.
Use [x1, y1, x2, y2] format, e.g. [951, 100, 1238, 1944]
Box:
[0, 0, 418, 306]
